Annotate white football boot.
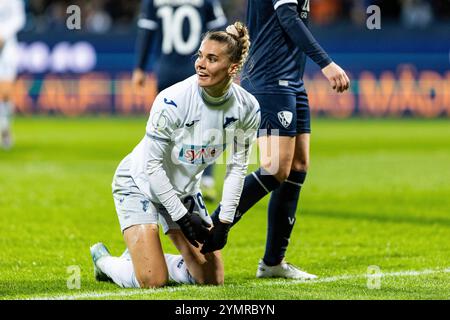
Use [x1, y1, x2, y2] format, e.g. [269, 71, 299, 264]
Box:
[256, 259, 317, 280]
[90, 242, 112, 282]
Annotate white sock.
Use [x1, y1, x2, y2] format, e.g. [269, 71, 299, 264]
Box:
[96, 256, 140, 288]
[109, 250, 194, 285]
[164, 254, 195, 284]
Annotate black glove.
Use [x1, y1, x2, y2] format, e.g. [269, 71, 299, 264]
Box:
[200, 219, 231, 254]
[176, 212, 211, 248]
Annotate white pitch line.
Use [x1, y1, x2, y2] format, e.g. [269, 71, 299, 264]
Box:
[23, 267, 450, 300]
[26, 286, 189, 300]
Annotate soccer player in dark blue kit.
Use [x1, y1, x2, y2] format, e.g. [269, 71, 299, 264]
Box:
[203, 0, 350, 279]
[132, 0, 227, 201]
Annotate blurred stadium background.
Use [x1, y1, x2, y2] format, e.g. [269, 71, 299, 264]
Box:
[1, 0, 449, 300]
[14, 0, 450, 117]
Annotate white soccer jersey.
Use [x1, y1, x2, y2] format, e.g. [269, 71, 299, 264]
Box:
[0, 0, 25, 81]
[129, 75, 260, 223]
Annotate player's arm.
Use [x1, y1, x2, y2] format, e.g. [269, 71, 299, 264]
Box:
[205, 0, 228, 31]
[201, 102, 261, 254]
[145, 99, 210, 246]
[133, 0, 158, 88]
[273, 1, 350, 92]
[0, 0, 26, 48]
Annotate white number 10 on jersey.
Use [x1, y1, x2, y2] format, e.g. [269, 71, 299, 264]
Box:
[157, 5, 202, 55]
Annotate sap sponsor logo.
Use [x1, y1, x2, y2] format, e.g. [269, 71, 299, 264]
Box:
[179, 144, 225, 164]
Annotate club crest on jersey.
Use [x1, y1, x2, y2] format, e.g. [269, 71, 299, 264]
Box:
[277, 111, 293, 128]
[152, 110, 169, 130]
[223, 117, 238, 128]
[179, 144, 225, 164]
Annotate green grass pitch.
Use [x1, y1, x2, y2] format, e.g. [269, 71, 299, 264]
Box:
[0, 117, 449, 300]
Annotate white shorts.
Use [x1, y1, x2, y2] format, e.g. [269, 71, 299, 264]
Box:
[112, 155, 212, 234]
[0, 40, 20, 82]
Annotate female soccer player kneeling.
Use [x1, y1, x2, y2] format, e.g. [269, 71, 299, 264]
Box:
[90, 22, 260, 288]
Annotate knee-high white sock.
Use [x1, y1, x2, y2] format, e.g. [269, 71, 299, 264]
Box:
[164, 254, 195, 284]
[96, 256, 140, 288]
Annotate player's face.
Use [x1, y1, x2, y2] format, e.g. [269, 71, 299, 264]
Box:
[195, 40, 237, 95]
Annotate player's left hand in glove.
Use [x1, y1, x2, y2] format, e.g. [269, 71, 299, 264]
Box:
[200, 219, 231, 254]
[176, 212, 211, 248]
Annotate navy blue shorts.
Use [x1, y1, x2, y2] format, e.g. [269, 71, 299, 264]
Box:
[254, 91, 311, 137]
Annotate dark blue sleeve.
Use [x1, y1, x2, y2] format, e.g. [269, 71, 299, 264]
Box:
[275, 3, 332, 69]
[205, 0, 227, 31]
[135, 29, 157, 70]
[134, 0, 158, 70]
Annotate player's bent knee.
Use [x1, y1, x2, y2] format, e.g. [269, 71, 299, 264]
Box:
[210, 274, 224, 286]
[137, 274, 168, 289]
[260, 160, 291, 182]
[135, 268, 169, 288]
[195, 273, 224, 286]
[291, 159, 309, 172]
[272, 166, 291, 182]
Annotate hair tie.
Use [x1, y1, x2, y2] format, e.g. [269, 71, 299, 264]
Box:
[226, 25, 239, 38]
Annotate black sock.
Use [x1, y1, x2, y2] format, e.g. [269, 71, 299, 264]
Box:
[211, 167, 280, 226]
[263, 171, 306, 266]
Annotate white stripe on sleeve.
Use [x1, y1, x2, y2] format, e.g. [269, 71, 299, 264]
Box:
[137, 18, 158, 30]
[206, 16, 227, 30]
[273, 0, 298, 11]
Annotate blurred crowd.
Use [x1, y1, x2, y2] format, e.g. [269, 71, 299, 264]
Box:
[24, 0, 450, 33]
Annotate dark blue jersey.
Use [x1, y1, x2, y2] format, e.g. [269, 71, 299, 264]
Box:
[241, 0, 332, 95]
[136, 0, 227, 90]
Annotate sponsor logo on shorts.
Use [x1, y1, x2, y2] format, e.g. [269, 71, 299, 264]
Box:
[141, 200, 150, 212]
[277, 111, 293, 128]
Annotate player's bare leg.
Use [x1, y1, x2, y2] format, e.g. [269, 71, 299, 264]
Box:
[168, 230, 224, 285]
[123, 224, 168, 288]
[291, 133, 310, 172]
[91, 224, 168, 288]
[258, 135, 296, 182]
[257, 132, 316, 279]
